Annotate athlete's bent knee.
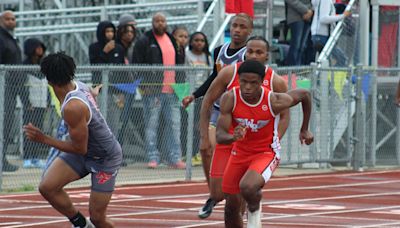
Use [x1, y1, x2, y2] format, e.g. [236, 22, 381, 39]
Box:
[239, 182, 258, 198]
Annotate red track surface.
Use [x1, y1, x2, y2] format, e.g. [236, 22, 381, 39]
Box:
[1, 169, 400, 227]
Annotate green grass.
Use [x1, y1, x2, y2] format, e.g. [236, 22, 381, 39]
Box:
[3, 184, 36, 193]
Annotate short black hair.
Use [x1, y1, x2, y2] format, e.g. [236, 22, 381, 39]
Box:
[238, 60, 265, 80]
[247, 36, 270, 50]
[40, 52, 76, 86]
[232, 13, 253, 28]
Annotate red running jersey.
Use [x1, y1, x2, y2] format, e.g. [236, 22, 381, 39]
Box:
[231, 86, 279, 155]
[226, 62, 275, 91]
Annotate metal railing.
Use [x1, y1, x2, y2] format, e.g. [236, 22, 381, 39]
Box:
[0, 64, 398, 191]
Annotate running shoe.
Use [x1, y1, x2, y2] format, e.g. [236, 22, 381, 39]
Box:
[198, 198, 217, 219]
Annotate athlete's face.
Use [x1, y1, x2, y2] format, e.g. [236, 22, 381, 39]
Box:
[229, 17, 252, 45]
[239, 73, 263, 103]
[245, 40, 269, 63]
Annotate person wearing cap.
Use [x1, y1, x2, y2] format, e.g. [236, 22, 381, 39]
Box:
[117, 14, 137, 64]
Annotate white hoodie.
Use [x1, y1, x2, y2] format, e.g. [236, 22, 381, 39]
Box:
[311, 0, 345, 36]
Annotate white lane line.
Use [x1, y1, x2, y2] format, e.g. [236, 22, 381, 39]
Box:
[175, 205, 400, 228]
[263, 222, 348, 227]
[1, 169, 399, 199]
[355, 221, 400, 228]
[0, 222, 23, 226]
[2, 181, 400, 212]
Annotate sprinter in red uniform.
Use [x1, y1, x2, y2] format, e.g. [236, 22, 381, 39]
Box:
[198, 36, 289, 217]
[217, 60, 313, 227]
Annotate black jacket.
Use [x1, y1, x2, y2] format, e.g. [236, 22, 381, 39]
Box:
[0, 27, 21, 64]
[132, 30, 185, 94]
[0, 27, 28, 106]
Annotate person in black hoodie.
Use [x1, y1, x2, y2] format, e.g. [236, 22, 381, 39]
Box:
[132, 12, 185, 169]
[0, 10, 24, 172]
[89, 21, 125, 137]
[22, 38, 48, 169]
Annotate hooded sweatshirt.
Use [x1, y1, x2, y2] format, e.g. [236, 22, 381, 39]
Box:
[23, 38, 46, 64]
[89, 21, 125, 85]
[89, 21, 125, 64]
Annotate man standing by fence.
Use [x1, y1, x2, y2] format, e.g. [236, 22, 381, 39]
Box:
[0, 10, 24, 172]
[132, 12, 186, 169]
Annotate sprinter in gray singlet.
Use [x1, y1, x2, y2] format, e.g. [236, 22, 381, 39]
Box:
[24, 52, 122, 228]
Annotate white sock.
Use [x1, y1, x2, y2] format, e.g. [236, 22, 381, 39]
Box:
[247, 207, 262, 228]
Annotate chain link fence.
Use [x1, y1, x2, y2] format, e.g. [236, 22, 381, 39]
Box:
[0, 64, 399, 191]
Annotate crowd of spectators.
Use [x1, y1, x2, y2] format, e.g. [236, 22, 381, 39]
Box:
[0, 10, 214, 171]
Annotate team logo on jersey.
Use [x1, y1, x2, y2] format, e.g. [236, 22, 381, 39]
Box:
[235, 118, 270, 132]
[262, 105, 268, 111]
[84, 90, 100, 111]
[263, 79, 269, 86]
[92, 168, 117, 184]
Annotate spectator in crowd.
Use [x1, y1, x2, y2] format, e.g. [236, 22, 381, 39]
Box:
[172, 26, 189, 160]
[184, 32, 213, 166]
[172, 26, 189, 63]
[225, 0, 254, 18]
[0, 10, 24, 172]
[132, 12, 185, 169]
[22, 38, 47, 169]
[117, 14, 137, 64]
[285, 0, 313, 65]
[378, 6, 399, 68]
[311, 0, 351, 65]
[116, 14, 138, 166]
[89, 20, 125, 136]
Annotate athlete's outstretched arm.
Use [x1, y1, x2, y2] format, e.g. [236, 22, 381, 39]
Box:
[182, 47, 219, 108]
[199, 65, 235, 149]
[24, 99, 90, 155]
[216, 91, 235, 144]
[90, 84, 103, 98]
[270, 89, 313, 145]
[272, 73, 290, 138]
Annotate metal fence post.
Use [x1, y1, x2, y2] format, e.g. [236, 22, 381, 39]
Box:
[100, 69, 110, 119]
[346, 66, 355, 167]
[287, 68, 293, 163]
[397, 102, 400, 165]
[369, 69, 377, 167]
[310, 63, 318, 162]
[353, 64, 365, 171]
[319, 60, 329, 168]
[185, 69, 195, 181]
[0, 66, 5, 190]
[329, 69, 335, 160]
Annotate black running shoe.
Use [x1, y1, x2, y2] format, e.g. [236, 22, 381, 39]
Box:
[198, 198, 217, 219]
